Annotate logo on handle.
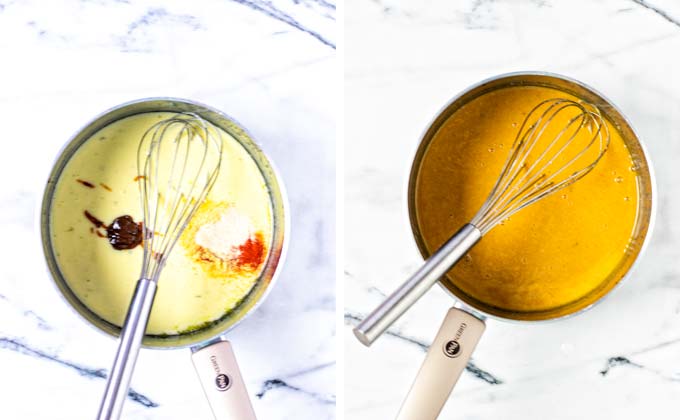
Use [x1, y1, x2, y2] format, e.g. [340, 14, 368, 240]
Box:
[442, 322, 467, 358]
[215, 373, 232, 391]
[443, 340, 461, 358]
[210, 355, 232, 392]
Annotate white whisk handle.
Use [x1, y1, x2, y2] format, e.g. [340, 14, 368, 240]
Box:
[97, 278, 157, 420]
[353, 223, 481, 346]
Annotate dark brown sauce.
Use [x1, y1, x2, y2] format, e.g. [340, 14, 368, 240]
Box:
[76, 179, 95, 188]
[78, 174, 143, 250]
[83, 211, 142, 249]
[83, 210, 106, 229]
[106, 215, 143, 250]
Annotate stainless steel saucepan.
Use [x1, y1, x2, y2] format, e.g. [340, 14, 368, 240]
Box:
[357, 72, 656, 420]
[40, 98, 289, 419]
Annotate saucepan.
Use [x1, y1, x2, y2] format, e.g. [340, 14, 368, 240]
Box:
[354, 72, 655, 419]
[40, 98, 289, 419]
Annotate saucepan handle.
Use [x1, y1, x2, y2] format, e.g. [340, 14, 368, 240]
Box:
[191, 340, 258, 420]
[396, 307, 486, 420]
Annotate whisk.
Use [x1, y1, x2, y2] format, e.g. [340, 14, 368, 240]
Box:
[98, 113, 223, 419]
[354, 98, 610, 345]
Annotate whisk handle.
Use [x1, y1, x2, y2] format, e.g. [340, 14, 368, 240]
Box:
[97, 278, 157, 420]
[353, 224, 481, 346]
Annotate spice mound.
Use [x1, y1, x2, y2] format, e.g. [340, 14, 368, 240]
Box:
[181, 201, 267, 277]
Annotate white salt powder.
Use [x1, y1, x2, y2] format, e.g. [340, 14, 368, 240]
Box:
[194, 208, 254, 260]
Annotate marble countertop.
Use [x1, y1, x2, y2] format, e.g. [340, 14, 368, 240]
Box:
[0, 1, 335, 419]
[345, 0, 680, 419]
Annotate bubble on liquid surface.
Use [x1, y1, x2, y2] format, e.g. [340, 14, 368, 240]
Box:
[614, 176, 623, 183]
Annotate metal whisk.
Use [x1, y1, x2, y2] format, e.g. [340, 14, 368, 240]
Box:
[354, 98, 610, 346]
[98, 113, 223, 419]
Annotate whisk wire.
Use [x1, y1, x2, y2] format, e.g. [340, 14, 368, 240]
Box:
[480, 104, 584, 223]
[471, 98, 610, 233]
[479, 101, 576, 215]
[472, 99, 560, 223]
[137, 113, 223, 281]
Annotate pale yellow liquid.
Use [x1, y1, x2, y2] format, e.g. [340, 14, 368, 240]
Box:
[50, 112, 273, 335]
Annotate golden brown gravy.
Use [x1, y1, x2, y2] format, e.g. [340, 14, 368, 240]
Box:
[414, 86, 641, 318]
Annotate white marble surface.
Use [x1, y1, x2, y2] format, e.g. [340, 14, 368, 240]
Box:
[0, 1, 335, 419]
[345, 0, 680, 419]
